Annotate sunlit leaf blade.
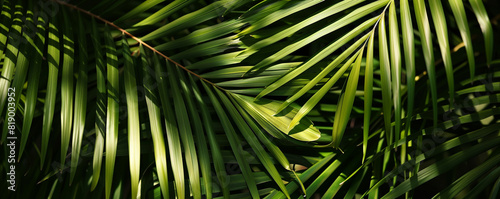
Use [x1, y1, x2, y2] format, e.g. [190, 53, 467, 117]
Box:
[176, 69, 213, 199]
[378, 11, 393, 145]
[413, 0, 438, 126]
[153, 55, 185, 199]
[202, 63, 299, 79]
[400, 0, 415, 163]
[40, 18, 60, 167]
[288, 50, 360, 132]
[245, 0, 389, 73]
[140, 46, 169, 198]
[218, 92, 290, 198]
[347, 168, 370, 199]
[272, 31, 371, 114]
[217, 76, 287, 88]
[0, 1, 12, 67]
[0, 1, 14, 122]
[238, 0, 287, 22]
[69, 13, 88, 185]
[132, 0, 197, 27]
[140, 0, 248, 41]
[187, 51, 249, 70]
[322, 155, 360, 198]
[189, 75, 230, 198]
[166, 62, 202, 199]
[456, 82, 500, 95]
[19, 12, 46, 160]
[257, 16, 376, 102]
[388, 2, 401, 142]
[3, 5, 29, 145]
[201, 172, 274, 196]
[265, 153, 336, 199]
[469, 0, 493, 66]
[104, 24, 119, 199]
[305, 150, 356, 198]
[448, 0, 475, 79]
[203, 82, 260, 199]
[91, 130, 105, 189]
[363, 32, 375, 162]
[47, 178, 59, 199]
[155, 20, 243, 51]
[332, 47, 364, 149]
[237, 0, 321, 37]
[113, 0, 166, 24]
[91, 17, 106, 191]
[144, 98, 169, 198]
[428, 0, 454, 105]
[60, 7, 75, 169]
[239, 0, 364, 58]
[122, 35, 140, 199]
[232, 93, 320, 142]
[230, 95, 297, 175]
[170, 36, 240, 60]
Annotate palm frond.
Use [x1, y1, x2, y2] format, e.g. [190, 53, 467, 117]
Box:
[1, 0, 499, 198]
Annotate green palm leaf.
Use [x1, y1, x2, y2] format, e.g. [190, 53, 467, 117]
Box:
[1, 1, 499, 198]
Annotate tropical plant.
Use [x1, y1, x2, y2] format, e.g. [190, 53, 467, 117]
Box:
[1, 0, 499, 198]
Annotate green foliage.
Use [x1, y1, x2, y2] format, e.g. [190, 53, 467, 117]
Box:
[1, 0, 500, 198]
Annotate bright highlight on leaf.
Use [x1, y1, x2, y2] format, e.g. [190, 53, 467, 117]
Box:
[232, 93, 321, 142]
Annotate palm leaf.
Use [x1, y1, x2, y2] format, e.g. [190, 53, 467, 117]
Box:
[1, 0, 499, 198]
